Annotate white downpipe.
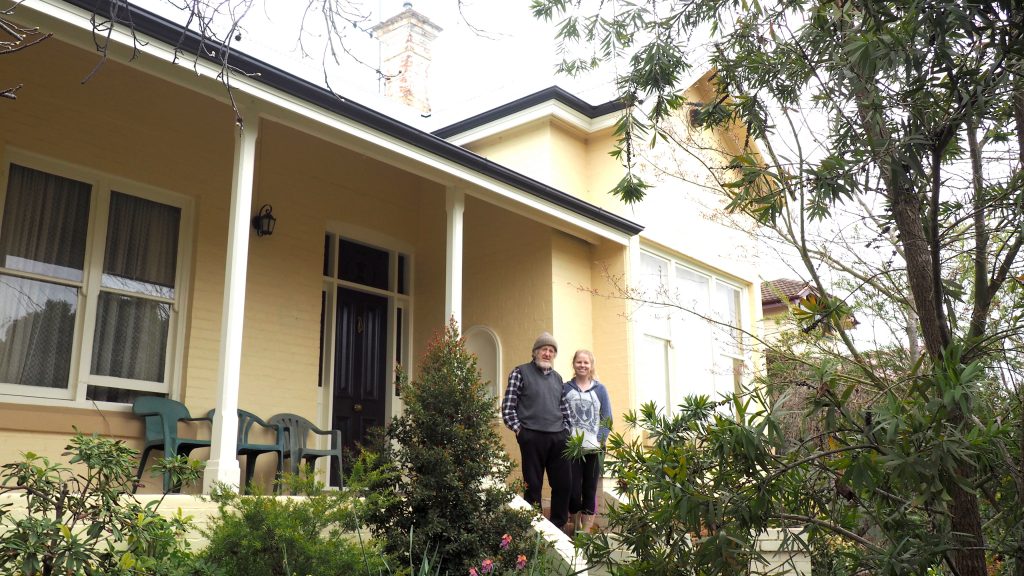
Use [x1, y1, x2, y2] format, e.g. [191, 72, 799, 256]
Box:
[203, 119, 259, 493]
[445, 187, 465, 330]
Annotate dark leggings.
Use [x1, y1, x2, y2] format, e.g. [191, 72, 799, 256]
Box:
[569, 451, 601, 515]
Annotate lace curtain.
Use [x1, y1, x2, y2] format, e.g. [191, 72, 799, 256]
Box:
[0, 164, 90, 388]
[0, 165, 180, 394]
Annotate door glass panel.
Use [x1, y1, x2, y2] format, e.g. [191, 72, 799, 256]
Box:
[0, 274, 77, 388]
[323, 235, 332, 277]
[0, 164, 91, 282]
[91, 293, 169, 382]
[397, 254, 407, 295]
[101, 192, 180, 299]
[338, 239, 389, 290]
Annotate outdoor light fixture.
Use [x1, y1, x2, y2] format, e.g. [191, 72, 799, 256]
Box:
[251, 204, 276, 237]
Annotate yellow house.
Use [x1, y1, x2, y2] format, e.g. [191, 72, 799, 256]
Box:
[0, 0, 763, 495]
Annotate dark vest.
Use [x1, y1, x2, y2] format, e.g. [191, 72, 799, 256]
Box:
[516, 362, 564, 433]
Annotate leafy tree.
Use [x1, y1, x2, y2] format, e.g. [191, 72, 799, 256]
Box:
[356, 319, 535, 574]
[532, 0, 1024, 575]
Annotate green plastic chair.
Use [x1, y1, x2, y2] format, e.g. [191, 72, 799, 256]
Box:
[268, 413, 343, 485]
[132, 396, 212, 493]
[207, 408, 285, 493]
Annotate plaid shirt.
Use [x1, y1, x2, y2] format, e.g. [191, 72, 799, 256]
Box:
[501, 364, 570, 434]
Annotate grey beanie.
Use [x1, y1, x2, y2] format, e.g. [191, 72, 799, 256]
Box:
[532, 332, 558, 352]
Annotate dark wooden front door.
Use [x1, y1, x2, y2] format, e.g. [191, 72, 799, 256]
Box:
[331, 287, 388, 482]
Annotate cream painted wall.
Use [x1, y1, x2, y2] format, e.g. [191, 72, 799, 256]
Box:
[0, 38, 233, 477]
[588, 241, 632, 430]
[0, 38, 450, 492]
[464, 122, 556, 187]
[461, 197, 557, 484]
[551, 231, 593, 377]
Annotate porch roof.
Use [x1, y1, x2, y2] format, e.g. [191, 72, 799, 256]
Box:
[48, 0, 644, 239]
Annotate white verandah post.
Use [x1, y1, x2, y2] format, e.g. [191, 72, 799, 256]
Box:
[445, 187, 465, 330]
[202, 117, 260, 493]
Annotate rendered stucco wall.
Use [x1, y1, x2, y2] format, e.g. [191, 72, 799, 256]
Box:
[461, 197, 556, 485]
[0, 37, 233, 467]
[0, 37, 451, 493]
[551, 232, 593, 376]
[588, 242, 632, 427]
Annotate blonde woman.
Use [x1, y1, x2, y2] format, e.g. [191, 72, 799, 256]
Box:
[562, 349, 612, 534]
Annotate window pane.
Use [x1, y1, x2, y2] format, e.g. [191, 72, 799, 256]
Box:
[639, 335, 670, 412]
[91, 293, 169, 382]
[640, 253, 671, 336]
[102, 192, 180, 298]
[676, 266, 715, 396]
[0, 274, 76, 388]
[86, 387, 164, 404]
[714, 283, 742, 354]
[0, 164, 91, 282]
[675, 266, 710, 311]
[338, 239, 389, 290]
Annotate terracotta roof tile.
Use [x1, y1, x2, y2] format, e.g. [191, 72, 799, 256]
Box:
[761, 278, 813, 306]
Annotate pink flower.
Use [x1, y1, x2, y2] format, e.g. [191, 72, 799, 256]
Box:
[481, 558, 494, 574]
[500, 534, 512, 550]
[516, 554, 528, 570]
[469, 568, 479, 576]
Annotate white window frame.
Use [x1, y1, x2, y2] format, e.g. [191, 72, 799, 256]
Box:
[0, 149, 193, 408]
[636, 248, 750, 413]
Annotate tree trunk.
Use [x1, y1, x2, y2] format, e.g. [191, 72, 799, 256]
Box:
[888, 188, 947, 359]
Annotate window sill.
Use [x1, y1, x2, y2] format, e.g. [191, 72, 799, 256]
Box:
[0, 400, 140, 438]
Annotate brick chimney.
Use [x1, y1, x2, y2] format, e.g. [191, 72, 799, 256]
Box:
[372, 3, 442, 115]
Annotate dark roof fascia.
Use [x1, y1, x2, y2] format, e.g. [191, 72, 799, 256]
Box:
[432, 86, 625, 139]
[56, 0, 643, 237]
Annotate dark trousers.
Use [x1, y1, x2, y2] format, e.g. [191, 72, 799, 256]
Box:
[517, 428, 570, 527]
[569, 452, 601, 515]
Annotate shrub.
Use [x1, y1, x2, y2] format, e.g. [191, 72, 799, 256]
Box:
[0, 432, 200, 576]
[197, 470, 394, 576]
[356, 319, 535, 574]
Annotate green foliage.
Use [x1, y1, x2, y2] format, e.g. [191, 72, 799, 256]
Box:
[584, 348, 1008, 575]
[197, 469, 394, 576]
[532, 1, 1024, 574]
[0, 432, 201, 575]
[355, 319, 535, 574]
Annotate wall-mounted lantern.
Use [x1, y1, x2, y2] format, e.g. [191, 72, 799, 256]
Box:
[251, 204, 276, 237]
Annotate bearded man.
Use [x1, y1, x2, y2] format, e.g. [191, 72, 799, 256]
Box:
[501, 332, 570, 531]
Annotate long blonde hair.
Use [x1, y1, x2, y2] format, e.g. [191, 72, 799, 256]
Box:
[572, 349, 597, 380]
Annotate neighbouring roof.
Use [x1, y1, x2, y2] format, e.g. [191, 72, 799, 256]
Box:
[761, 278, 815, 307]
[432, 86, 625, 139]
[53, 0, 643, 237]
